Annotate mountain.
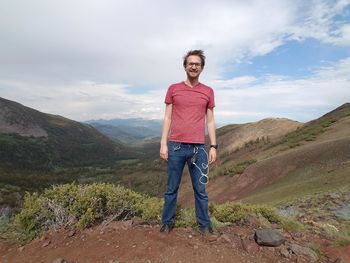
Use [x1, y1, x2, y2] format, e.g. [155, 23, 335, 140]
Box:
[86, 118, 162, 144]
[178, 103, 350, 206]
[0, 97, 122, 170]
[216, 117, 303, 154]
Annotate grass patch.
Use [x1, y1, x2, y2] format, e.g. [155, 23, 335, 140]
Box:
[215, 159, 256, 177]
[240, 162, 350, 205]
[334, 237, 350, 246]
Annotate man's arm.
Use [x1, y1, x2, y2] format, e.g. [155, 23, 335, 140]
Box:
[206, 108, 217, 164]
[160, 104, 172, 161]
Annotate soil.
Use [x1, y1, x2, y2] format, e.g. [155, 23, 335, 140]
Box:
[1, 221, 348, 263]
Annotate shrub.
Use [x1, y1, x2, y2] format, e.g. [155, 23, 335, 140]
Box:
[222, 159, 256, 176]
[11, 183, 163, 240]
[213, 202, 251, 223]
[175, 208, 197, 227]
[252, 205, 282, 223]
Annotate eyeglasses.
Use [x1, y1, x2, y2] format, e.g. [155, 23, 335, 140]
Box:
[187, 62, 202, 68]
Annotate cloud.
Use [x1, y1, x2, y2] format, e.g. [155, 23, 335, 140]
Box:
[0, 80, 164, 121]
[0, 0, 349, 123]
[212, 57, 350, 123]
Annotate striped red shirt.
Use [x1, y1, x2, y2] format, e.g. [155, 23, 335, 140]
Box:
[165, 81, 215, 144]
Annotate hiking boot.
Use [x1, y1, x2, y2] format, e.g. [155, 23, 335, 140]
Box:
[198, 226, 214, 235]
[160, 224, 174, 234]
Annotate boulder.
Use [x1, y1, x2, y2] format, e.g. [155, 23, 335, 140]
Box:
[254, 229, 285, 247]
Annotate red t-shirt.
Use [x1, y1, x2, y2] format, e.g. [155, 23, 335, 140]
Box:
[165, 81, 215, 144]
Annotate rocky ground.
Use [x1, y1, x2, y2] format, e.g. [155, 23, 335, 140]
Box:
[1, 219, 349, 263]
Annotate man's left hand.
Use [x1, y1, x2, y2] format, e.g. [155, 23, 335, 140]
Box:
[208, 147, 217, 164]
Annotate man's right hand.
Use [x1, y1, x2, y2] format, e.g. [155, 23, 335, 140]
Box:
[160, 144, 168, 161]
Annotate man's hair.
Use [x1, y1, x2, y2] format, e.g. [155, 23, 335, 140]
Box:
[183, 50, 206, 67]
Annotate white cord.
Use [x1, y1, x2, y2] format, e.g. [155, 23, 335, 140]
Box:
[192, 147, 209, 185]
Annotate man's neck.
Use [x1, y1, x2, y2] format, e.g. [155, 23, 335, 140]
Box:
[184, 78, 199, 88]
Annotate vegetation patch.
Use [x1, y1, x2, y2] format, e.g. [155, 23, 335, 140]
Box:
[216, 159, 256, 177]
[9, 183, 163, 241]
[2, 183, 304, 242]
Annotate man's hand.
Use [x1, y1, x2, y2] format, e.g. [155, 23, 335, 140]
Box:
[160, 144, 168, 161]
[208, 147, 217, 164]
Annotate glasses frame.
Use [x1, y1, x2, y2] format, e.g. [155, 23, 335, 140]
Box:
[186, 62, 202, 68]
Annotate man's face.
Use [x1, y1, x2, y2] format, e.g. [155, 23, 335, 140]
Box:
[184, 55, 203, 79]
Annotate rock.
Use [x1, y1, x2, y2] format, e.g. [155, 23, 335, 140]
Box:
[207, 235, 217, 242]
[241, 238, 260, 253]
[333, 258, 345, 263]
[277, 205, 299, 218]
[67, 230, 75, 237]
[334, 204, 350, 220]
[279, 247, 290, 258]
[52, 258, 68, 263]
[131, 217, 144, 226]
[289, 243, 318, 262]
[218, 234, 231, 244]
[41, 240, 51, 248]
[123, 220, 133, 228]
[18, 246, 25, 252]
[254, 229, 285, 247]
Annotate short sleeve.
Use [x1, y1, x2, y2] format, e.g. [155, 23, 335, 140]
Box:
[164, 86, 173, 104]
[208, 88, 215, 108]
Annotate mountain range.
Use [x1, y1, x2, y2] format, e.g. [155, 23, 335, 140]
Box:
[86, 118, 162, 144]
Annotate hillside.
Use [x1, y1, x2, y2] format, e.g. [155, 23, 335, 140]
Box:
[0, 97, 122, 170]
[0, 97, 128, 208]
[178, 103, 350, 206]
[216, 118, 303, 155]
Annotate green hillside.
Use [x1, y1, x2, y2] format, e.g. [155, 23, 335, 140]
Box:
[0, 97, 122, 170]
[204, 103, 350, 206]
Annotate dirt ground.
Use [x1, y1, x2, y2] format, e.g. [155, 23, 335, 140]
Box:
[1, 221, 349, 263]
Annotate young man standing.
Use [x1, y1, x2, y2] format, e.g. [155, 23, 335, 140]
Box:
[159, 50, 217, 235]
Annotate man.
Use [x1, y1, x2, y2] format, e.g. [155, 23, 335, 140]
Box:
[159, 50, 217, 235]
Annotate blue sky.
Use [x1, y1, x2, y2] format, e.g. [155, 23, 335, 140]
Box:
[231, 39, 350, 79]
[1, 0, 350, 125]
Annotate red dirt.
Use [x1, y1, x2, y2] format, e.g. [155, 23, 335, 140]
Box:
[1, 221, 346, 263]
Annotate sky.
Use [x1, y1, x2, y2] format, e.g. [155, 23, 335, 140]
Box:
[1, 0, 350, 125]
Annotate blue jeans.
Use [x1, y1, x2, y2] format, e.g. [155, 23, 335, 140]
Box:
[161, 141, 211, 228]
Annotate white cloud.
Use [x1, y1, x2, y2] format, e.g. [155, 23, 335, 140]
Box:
[0, 0, 349, 123]
[212, 57, 350, 123]
[0, 80, 164, 121]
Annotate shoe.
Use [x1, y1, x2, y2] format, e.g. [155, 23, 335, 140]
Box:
[160, 224, 174, 234]
[198, 226, 214, 235]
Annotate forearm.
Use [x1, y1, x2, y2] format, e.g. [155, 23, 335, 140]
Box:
[206, 108, 216, 145]
[160, 117, 171, 146]
[160, 104, 172, 146]
[207, 120, 216, 145]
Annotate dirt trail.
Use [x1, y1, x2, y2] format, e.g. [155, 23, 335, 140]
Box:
[1, 221, 348, 263]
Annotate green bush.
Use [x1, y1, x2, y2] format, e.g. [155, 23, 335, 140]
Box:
[222, 159, 256, 176]
[252, 205, 282, 223]
[213, 202, 251, 223]
[11, 183, 163, 240]
[213, 202, 289, 226]
[175, 208, 197, 227]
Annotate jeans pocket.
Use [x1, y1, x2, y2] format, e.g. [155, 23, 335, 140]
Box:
[168, 141, 181, 151]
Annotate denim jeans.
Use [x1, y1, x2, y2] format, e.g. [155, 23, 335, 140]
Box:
[161, 141, 211, 228]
